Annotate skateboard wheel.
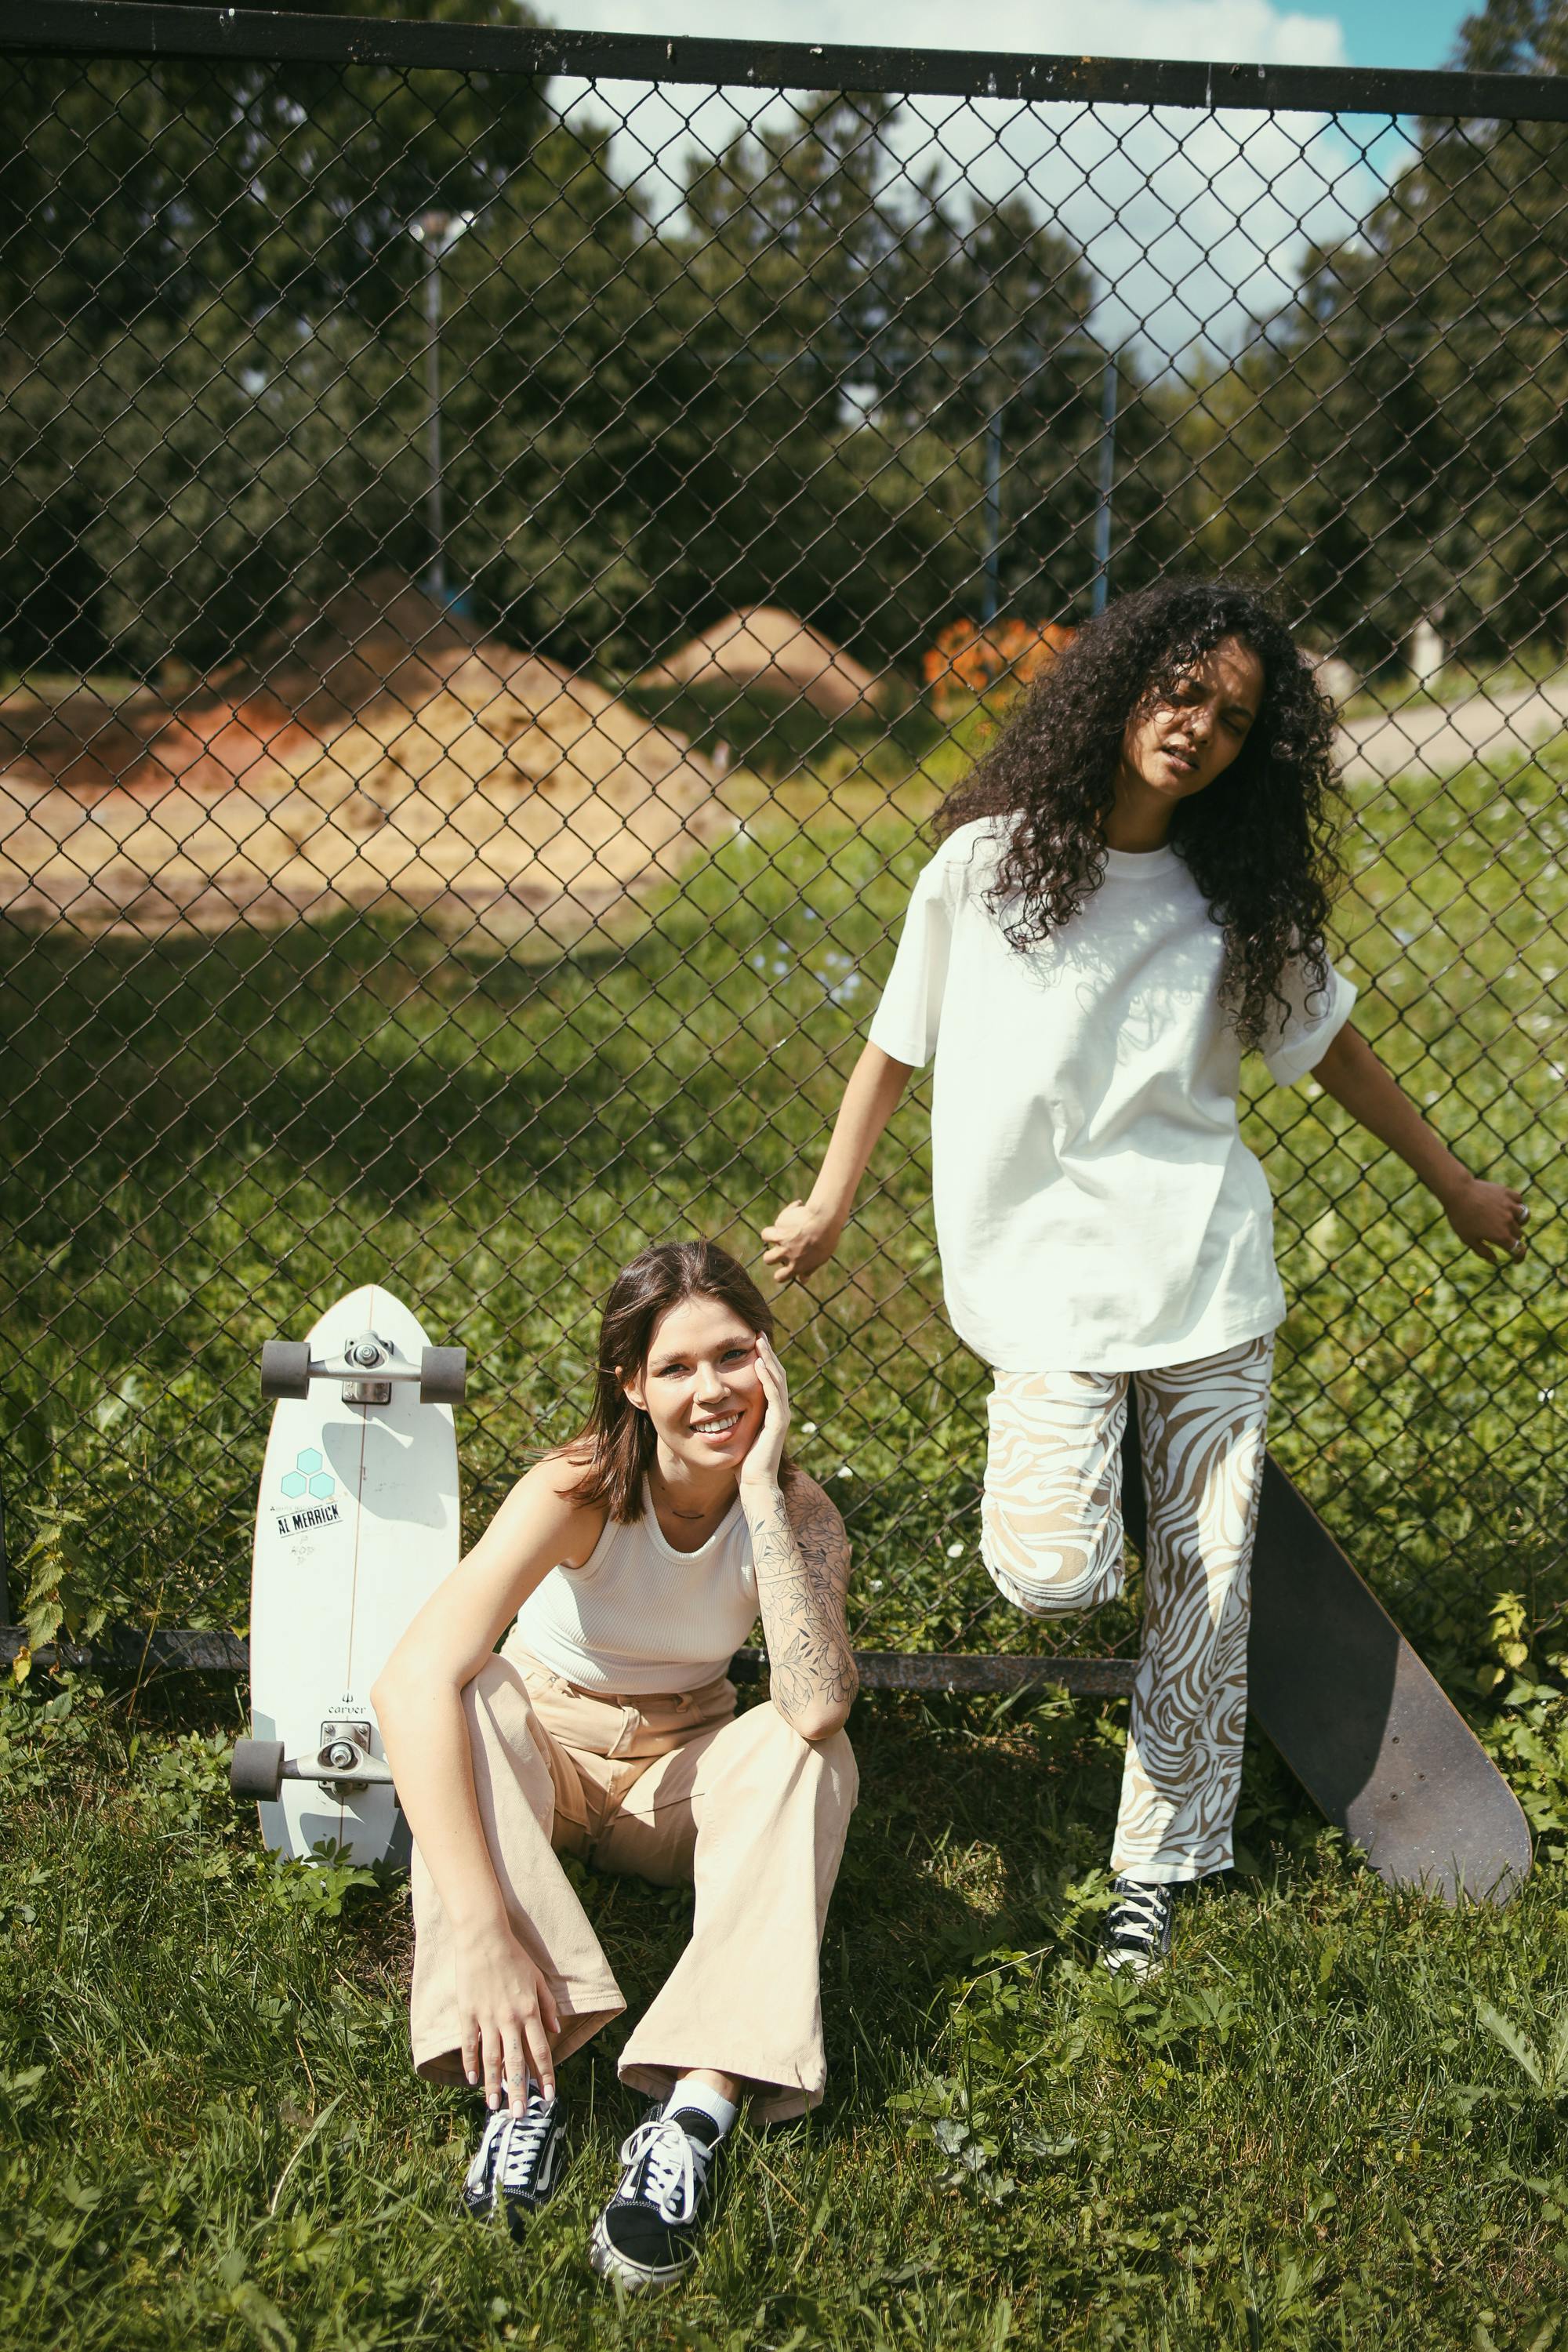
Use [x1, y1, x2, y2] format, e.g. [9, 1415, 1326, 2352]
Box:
[260, 1341, 311, 1401]
[230, 1737, 285, 1802]
[419, 1346, 466, 1405]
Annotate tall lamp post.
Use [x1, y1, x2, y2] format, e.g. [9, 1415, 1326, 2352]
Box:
[982, 405, 1004, 626]
[982, 338, 1121, 625]
[410, 209, 473, 604]
[1091, 349, 1119, 618]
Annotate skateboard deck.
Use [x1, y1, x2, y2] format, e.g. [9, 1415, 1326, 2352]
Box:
[245, 1283, 461, 1865]
[1120, 1410, 1530, 1905]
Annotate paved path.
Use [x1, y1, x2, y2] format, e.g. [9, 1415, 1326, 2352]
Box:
[1338, 677, 1568, 784]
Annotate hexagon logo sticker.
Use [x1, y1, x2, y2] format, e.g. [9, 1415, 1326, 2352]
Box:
[280, 1445, 335, 1507]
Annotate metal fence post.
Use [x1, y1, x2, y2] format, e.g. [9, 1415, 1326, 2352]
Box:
[1091, 350, 1118, 619]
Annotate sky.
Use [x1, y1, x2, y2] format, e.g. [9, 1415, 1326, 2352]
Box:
[539, 0, 1491, 363]
[1338, 0, 1474, 68]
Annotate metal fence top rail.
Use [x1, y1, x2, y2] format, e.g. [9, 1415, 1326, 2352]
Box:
[5, 0, 1568, 123]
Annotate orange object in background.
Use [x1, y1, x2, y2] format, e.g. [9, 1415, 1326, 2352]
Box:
[924, 618, 1076, 720]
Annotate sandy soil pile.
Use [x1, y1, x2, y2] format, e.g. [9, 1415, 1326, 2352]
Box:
[0, 572, 728, 943]
[637, 605, 886, 720]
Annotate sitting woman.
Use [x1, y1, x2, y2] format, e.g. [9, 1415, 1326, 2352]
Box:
[373, 1240, 858, 2293]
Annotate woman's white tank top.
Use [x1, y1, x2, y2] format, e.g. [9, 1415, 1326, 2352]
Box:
[510, 1480, 758, 1695]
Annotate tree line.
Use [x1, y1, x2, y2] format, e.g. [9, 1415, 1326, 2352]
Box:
[1, 0, 1563, 688]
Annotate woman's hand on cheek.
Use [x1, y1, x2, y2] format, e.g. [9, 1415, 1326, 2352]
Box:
[739, 1335, 789, 1494]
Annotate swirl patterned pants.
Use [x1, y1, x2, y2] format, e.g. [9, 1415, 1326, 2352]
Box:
[980, 1335, 1274, 1883]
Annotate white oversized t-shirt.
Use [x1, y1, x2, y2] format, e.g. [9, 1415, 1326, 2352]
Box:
[866, 817, 1356, 1374]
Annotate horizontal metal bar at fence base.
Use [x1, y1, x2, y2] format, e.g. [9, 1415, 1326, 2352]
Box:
[0, 1627, 249, 1674]
[732, 1650, 1138, 1697]
[5, 2, 1568, 123]
[0, 1628, 1137, 1698]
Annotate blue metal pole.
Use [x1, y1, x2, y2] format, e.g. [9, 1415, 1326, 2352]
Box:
[982, 405, 1003, 625]
[423, 223, 447, 604]
[1091, 351, 1117, 616]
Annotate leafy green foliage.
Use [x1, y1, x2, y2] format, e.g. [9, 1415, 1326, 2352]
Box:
[0, 1, 551, 673]
[0, 71, 1098, 682]
[1472, 1593, 1568, 1866]
[261, 1842, 387, 1924]
[16, 1496, 102, 1669]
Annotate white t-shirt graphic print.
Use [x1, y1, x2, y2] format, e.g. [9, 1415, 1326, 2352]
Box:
[866, 818, 1356, 1373]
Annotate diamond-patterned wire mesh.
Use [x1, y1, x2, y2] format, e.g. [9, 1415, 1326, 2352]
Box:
[1, 13, 1563, 1682]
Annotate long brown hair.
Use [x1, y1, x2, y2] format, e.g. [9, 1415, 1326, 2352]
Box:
[557, 1240, 781, 1523]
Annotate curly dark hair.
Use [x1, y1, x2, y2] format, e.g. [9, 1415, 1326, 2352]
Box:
[936, 577, 1345, 1047]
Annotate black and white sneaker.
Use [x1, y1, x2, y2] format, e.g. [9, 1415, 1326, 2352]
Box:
[1101, 1875, 1178, 1980]
[589, 2103, 726, 2291]
[461, 2088, 568, 2238]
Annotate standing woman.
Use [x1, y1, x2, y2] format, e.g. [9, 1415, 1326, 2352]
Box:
[373, 1241, 858, 2292]
[763, 577, 1525, 1978]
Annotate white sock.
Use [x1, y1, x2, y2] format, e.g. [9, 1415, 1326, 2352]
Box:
[665, 2079, 738, 2137]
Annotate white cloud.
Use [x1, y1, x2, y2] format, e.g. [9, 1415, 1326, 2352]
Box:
[893, 94, 1399, 361]
[541, 2, 1405, 366]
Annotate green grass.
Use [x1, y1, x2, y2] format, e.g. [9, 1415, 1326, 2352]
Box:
[2, 723, 1567, 2345]
[6, 1666, 1568, 2349]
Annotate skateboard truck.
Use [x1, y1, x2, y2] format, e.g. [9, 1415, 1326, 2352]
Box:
[342, 1335, 394, 1406]
[231, 1720, 396, 1802]
[260, 1329, 466, 1408]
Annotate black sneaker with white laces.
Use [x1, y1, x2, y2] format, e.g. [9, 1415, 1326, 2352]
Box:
[461, 2088, 568, 2238]
[1101, 1875, 1178, 1980]
[589, 2103, 726, 2291]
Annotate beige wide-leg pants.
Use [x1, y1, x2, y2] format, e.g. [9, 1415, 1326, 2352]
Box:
[981, 1334, 1274, 1884]
[409, 1639, 858, 2124]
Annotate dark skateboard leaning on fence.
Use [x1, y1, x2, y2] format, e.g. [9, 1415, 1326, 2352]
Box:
[372, 1240, 858, 2294]
[764, 575, 1528, 1980]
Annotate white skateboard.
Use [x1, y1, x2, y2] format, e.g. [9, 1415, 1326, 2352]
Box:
[230, 1283, 464, 1865]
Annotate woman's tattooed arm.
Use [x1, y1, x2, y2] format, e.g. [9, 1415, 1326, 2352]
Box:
[743, 1472, 858, 1740]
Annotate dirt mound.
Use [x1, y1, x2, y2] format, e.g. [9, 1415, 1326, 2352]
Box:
[0, 683, 314, 804]
[213, 568, 490, 739]
[0, 572, 730, 945]
[638, 605, 886, 720]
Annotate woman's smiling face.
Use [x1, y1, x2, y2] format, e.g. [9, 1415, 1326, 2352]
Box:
[622, 1293, 766, 1475]
[1120, 634, 1265, 805]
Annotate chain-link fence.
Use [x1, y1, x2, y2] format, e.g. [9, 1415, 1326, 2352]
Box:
[2, 5, 1563, 1686]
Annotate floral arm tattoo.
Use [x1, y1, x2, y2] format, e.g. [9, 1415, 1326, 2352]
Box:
[744, 1474, 858, 1730]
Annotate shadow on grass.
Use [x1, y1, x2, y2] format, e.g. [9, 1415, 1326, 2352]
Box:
[106, 1666, 1131, 2118]
[0, 883, 900, 1225]
[528, 1690, 1131, 2140]
[617, 681, 942, 785]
